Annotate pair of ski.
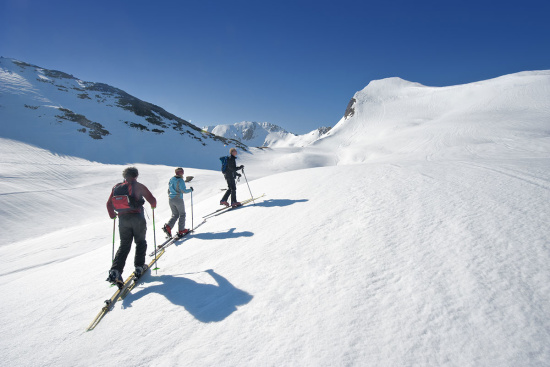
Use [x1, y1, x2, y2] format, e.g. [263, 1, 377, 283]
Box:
[148, 219, 207, 256]
[87, 196, 264, 331]
[86, 248, 165, 331]
[87, 218, 208, 331]
[202, 194, 265, 219]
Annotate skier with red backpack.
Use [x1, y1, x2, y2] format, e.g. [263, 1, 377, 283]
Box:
[220, 147, 244, 208]
[106, 167, 157, 287]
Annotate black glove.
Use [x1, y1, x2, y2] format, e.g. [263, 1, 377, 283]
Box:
[190, 187, 194, 191]
[239, 165, 244, 170]
[236, 173, 242, 178]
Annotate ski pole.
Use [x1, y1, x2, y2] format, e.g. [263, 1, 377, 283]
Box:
[242, 169, 255, 205]
[112, 217, 116, 262]
[191, 190, 194, 232]
[152, 207, 158, 274]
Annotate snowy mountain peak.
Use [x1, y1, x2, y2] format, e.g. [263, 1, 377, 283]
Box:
[203, 120, 330, 148]
[365, 76, 424, 89]
[202, 121, 290, 147]
[355, 77, 426, 98]
[318, 70, 550, 165]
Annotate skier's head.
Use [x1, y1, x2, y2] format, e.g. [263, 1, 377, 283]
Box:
[122, 167, 139, 180]
[175, 167, 184, 176]
[229, 147, 237, 156]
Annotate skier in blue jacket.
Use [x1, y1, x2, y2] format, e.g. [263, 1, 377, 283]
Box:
[163, 167, 193, 237]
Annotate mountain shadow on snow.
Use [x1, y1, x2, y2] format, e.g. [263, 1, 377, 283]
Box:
[122, 269, 253, 323]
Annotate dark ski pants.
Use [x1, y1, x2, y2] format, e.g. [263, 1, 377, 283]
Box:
[167, 196, 186, 231]
[221, 174, 237, 204]
[112, 213, 147, 274]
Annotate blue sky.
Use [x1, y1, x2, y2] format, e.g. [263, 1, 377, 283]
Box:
[1, 0, 549, 134]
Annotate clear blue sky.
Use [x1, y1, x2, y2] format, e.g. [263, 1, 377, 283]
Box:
[1, 0, 549, 134]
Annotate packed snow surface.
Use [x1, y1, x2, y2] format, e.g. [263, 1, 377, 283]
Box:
[1, 70, 550, 366]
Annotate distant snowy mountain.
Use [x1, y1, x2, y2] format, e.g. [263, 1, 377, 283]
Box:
[241, 71, 550, 174]
[202, 121, 331, 148]
[318, 73, 550, 164]
[0, 57, 246, 168]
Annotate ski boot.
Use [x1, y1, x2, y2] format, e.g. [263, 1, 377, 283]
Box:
[162, 224, 172, 238]
[178, 229, 190, 238]
[220, 200, 230, 207]
[106, 269, 124, 288]
[134, 264, 149, 278]
[231, 202, 242, 208]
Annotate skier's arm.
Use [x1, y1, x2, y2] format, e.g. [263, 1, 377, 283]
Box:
[141, 185, 157, 208]
[180, 178, 193, 194]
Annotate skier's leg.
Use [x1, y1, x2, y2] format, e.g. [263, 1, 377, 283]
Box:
[167, 197, 179, 229]
[221, 175, 231, 202]
[174, 198, 186, 231]
[229, 177, 237, 203]
[111, 215, 133, 273]
[132, 214, 148, 269]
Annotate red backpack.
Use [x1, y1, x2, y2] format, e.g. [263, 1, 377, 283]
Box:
[111, 181, 144, 213]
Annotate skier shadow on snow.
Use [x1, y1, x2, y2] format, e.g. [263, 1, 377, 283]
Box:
[252, 198, 308, 208]
[189, 227, 254, 241]
[122, 269, 253, 323]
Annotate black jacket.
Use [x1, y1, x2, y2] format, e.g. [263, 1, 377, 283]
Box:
[225, 155, 240, 178]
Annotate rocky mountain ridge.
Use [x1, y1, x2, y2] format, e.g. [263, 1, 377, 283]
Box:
[0, 57, 246, 167]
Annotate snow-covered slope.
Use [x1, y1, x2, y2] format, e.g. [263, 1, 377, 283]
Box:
[320, 73, 550, 164]
[1, 136, 549, 366]
[1, 69, 550, 366]
[203, 121, 331, 148]
[235, 71, 550, 176]
[0, 57, 246, 168]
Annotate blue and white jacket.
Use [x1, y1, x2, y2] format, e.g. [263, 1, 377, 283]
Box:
[168, 176, 192, 199]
